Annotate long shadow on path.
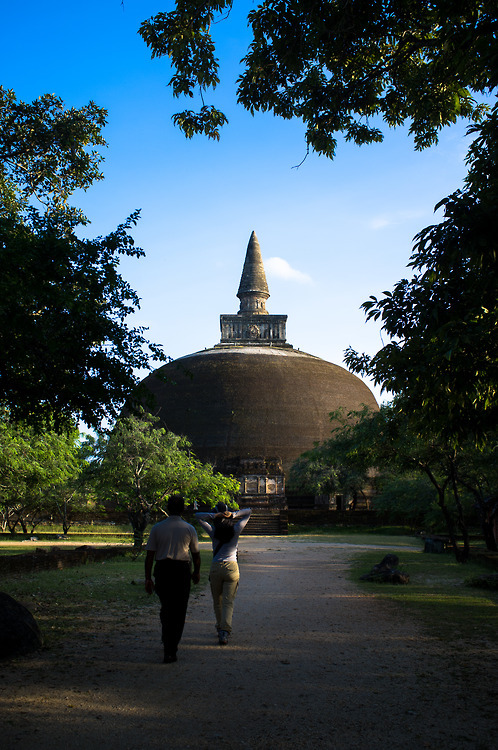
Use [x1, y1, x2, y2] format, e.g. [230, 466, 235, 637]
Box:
[0, 539, 496, 750]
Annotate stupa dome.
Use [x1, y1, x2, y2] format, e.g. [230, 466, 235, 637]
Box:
[139, 232, 378, 480]
[141, 345, 377, 475]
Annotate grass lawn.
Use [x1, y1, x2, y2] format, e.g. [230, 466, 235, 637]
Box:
[0, 541, 131, 555]
[350, 547, 498, 644]
[288, 525, 425, 549]
[0, 548, 213, 648]
[0, 524, 134, 551]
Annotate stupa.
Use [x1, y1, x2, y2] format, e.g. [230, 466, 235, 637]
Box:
[139, 232, 378, 507]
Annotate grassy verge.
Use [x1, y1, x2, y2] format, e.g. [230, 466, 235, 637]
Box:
[0, 541, 132, 554]
[0, 548, 212, 648]
[0, 524, 134, 549]
[288, 524, 416, 536]
[288, 528, 424, 548]
[350, 547, 498, 643]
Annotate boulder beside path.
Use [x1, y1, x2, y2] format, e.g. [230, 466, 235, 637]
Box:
[0, 591, 43, 659]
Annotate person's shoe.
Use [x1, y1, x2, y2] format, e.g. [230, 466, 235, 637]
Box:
[163, 653, 178, 664]
[218, 630, 229, 645]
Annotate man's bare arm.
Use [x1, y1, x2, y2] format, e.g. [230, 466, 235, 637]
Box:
[144, 550, 155, 594]
[191, 551, 201, 584]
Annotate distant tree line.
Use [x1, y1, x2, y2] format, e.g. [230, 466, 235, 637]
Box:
[0, 410, 239, 549]
[290, 406, 498, 561]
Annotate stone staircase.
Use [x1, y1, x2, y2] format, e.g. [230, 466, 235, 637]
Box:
[241, 509, 288, 536]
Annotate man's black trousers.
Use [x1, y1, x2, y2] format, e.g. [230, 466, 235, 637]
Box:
[153, 559, 191, 656]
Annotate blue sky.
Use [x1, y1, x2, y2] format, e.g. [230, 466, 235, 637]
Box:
[2, 1, 477, 404]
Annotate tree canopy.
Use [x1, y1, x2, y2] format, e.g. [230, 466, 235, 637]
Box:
[0, 88, 166, 429]
[289, 407, 376, 505]
[139, 0, 497, 157]
[345, 101, 498, 441]
[292, 403, 498, 559]
[96, 411, 240, 548]
[0, 411, 81, 534]
[0, 87, 106, 217]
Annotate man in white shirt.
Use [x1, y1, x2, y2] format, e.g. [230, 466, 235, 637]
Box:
[145, 495, 200, 663]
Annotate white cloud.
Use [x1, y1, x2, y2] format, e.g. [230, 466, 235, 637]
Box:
[369, 216, 391, 230]
[265, 256, 313, 284]
[369, 208, 427, 230]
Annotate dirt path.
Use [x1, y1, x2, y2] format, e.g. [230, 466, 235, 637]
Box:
[1, 538, 496, 749]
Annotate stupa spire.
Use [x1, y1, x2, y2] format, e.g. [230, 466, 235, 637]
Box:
[217, 231, 290, 347]
[237, 231, 270, 315]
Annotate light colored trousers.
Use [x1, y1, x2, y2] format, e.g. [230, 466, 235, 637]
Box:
[209, 560, 240, 633]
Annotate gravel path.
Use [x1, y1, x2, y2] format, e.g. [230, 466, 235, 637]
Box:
[1, 538, 497, 749]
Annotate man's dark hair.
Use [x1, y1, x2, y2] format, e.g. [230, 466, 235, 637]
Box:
[168, 495, 185, 515]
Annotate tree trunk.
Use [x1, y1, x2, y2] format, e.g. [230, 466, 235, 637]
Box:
[421, 465, 461, 558]
[436, 489, 462, 560]
[128, 508, 149, 550]
[62, 500, 70, 535]
[450, 465, 469, 562]
[455, 479, 498, 553]
[481, 518, 498, 551]
[473, 496, 498, 552]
